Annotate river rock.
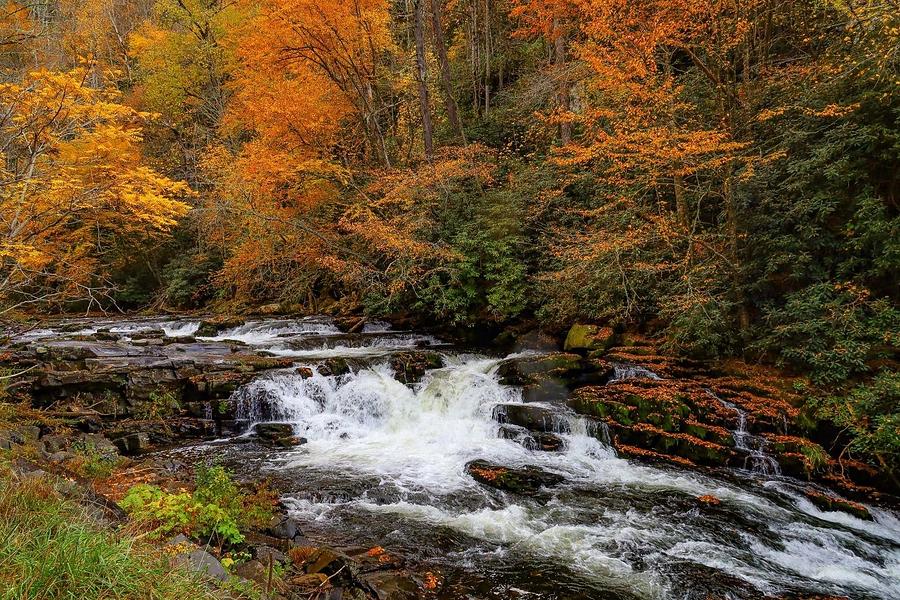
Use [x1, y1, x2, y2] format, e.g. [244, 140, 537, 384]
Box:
[254, 422, 305, 447]
[564, 324, 616, 353]
[390, 351, 443, 384]
[173, 548, 228, 581]
[195, 316, 245, 337]
[112, 432, 151, 454]
[333, 316, 367, 333]
[233, 559, 288, 592]
[42, 434, 70, 453]
[493, 404, 570, 434]
[496, 353, 583, 387]
[805, 489, 872, 520]
[498, 425, 564, 451]
[268, 514, 305, 542]
[317, 357, 350, 377]
[466, 459, 564, 494]
[253, 545, 287, 564]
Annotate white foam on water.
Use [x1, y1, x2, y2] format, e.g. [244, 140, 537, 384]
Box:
[199, 319, 341, 345]
[609, 363, 662, 382]
[160, 321, 200, 337]
[236, 353, 900, 599]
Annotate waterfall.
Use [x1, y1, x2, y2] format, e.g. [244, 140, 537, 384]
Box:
[708, 390, 781, 476]
[19, 315, 900, 599]
[609, 363, 662, 382]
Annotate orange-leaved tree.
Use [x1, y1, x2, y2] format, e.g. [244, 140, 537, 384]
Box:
[0, 68, 191, 313]
[532, 0, 789, 351]
[185, 0, 398, 307]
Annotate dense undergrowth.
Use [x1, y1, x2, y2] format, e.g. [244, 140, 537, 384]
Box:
[0, 466, 219, 600]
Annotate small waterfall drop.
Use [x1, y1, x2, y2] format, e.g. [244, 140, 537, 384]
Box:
[609, 363, 662, 382]
[708, 390, 781, 476]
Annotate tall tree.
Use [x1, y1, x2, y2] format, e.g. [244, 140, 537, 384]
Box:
[430, 0, 465, 142]
[0, 67, 190, 312]
[413, 0, 434, 158]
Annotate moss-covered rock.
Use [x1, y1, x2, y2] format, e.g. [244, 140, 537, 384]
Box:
[466, 459, 564, 494]
[805, 489, 872, 520]
[563, 324, 616, 353]
[390, 351, 443, 384]
[496, 353, 582, 386]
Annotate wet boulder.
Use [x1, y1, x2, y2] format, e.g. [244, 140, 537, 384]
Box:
[563, 324, 616, 354]
[195, 316, 245, 337]
[466, 460, 564, 494]
[390, 351, 443, 384]
[317, 357, 351, 377]
[493, 403, 570, 434]
[253, 422, 306, 448]
[333, 316, 367, 333]
[805, 489, 872, 520]
[130, 329, 165, 340]
[267, 514, 306, 544]
[92, 330, 121, 341]
[496, 353, 582, 386]
[498, 425, 564, 452]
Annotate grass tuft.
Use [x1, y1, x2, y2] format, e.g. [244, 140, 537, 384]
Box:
[0, 466, 220, 599]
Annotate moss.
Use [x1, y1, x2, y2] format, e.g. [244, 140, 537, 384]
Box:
[564, 324, 615, 353]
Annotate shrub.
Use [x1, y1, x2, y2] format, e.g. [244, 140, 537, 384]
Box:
[754, 283, 899, 385]
[69, 439, 122, 479]
[0, 467, 217, 599]
[808, 369, 900, 471]
[135, 390, 182, 421]
[121, 464, 277, 546]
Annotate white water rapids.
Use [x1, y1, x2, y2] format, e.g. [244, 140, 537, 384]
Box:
[231, 356, 900, 599]
[18, 317, 900, 598]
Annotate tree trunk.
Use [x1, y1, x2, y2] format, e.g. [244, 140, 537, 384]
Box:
[724, 163, 750, 331]
[553, 17, 571, 145]
[674, 172, 689, 229]
[430, 0, 465, 143]
[414, 0, 434, 159]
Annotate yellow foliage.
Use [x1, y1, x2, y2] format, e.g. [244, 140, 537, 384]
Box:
[0, 68, 191, 308]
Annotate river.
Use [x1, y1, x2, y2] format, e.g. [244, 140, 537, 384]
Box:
[17, 316, 900, 599]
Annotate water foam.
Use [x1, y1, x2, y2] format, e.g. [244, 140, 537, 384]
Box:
[233, 355, 900, 599]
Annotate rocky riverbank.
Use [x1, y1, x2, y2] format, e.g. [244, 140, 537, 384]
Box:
[2, 315, 899, 599]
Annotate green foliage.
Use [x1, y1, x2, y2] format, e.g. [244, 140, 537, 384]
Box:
[755, 284, 899, 385]
[69, 439, 121, 479]
[0, 468, 217, 599]
[161, 248, 223, 309]
[136, 389, 182, 421]
[800, 443, 830, 472]
[120, 464, 277, 546]
[809, 370, 900, 470]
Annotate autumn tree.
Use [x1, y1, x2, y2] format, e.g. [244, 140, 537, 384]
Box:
[0, 67, 190, 312]
[129, 0, 239, 184]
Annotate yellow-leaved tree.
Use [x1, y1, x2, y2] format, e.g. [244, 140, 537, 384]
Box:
[0, 67, 191, 312]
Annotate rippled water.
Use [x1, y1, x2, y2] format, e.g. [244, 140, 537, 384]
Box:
[19, 317, 900, 599]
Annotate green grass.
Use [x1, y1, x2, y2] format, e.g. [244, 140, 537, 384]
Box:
[0, 467, 221, 600]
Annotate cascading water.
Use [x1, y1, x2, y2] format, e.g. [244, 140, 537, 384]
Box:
[221, 352, 900, 599]
[609, 363, 662, 382]
[17, 316, 900, 599]
[708, 390, 782, 477]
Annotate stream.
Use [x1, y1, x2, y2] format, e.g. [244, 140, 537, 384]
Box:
[17, 316, 900, 599]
